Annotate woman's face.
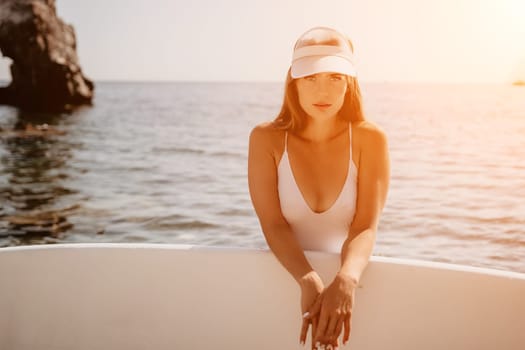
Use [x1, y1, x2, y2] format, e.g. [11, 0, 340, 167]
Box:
[295, 72, 348, 121]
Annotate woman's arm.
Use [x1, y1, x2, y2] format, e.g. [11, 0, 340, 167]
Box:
[308, 123, 390, 348]
[338, 123, 390, 283]
[249, 124, 327, 349]
[248, 124, 315, 285]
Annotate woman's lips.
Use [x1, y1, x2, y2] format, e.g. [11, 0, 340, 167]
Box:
[313, 103, 331, 109]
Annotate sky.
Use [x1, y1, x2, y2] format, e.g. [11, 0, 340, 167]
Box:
[1, 0, 525, 83]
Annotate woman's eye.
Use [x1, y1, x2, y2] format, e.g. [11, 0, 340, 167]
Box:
[303, 75, 343, 82]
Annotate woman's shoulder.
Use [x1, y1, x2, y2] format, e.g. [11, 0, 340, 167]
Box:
[352, 120, 388, 146]
[249, 121, 285, 148]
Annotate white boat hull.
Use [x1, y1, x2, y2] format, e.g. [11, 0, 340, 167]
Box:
[0, 243, 524, 349]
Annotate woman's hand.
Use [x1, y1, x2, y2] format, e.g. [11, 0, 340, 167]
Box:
[304, 273, 357, 349]
[298, 271, 324, 349]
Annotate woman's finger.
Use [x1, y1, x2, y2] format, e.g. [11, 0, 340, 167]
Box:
[323, 315, 343, 350]
[306, 294, 323, 319]
[332, 316, 344, 343]
[329, 317, 344, 349]
[300, 318, 310, 345]
[311, 316, 319, 350]
[314, 308, 330, 343]
[325, 314, 340, 341]
[343, 315, 352, 345]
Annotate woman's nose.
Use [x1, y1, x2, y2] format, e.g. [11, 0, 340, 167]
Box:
[315, 80, 330, 95]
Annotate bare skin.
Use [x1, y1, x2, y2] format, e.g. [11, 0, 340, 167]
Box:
[248, 72, 390, 350]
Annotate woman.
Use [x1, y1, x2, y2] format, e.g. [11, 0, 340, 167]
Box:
[248, 26, 390, 350]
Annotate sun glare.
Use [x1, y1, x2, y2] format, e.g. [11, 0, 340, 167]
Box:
[507, 1, 525, 80]
[484, 0, 525, 81]
[504, 0, 525, 34]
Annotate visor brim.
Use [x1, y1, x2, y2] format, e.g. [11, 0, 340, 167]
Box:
[291, 56, 357, 79]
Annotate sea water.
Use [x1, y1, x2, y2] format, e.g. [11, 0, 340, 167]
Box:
[0, 81, 524, 273]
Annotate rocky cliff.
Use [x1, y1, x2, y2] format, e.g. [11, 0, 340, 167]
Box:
[0, 0, 94, 112]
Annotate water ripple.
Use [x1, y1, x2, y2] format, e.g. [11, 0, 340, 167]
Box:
[1, 82, 524, 273]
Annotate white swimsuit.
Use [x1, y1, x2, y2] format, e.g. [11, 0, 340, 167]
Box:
[277, 124, 358, 252]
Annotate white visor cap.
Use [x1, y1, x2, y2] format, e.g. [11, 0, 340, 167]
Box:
[290, 27, 356, 79]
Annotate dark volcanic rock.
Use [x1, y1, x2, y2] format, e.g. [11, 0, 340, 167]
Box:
[0, 0, 94, 112]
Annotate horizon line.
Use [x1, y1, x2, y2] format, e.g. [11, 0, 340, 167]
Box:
[0, 79, 517, 85]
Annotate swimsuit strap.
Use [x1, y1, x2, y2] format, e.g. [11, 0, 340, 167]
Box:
[348, 123, 352, 165]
